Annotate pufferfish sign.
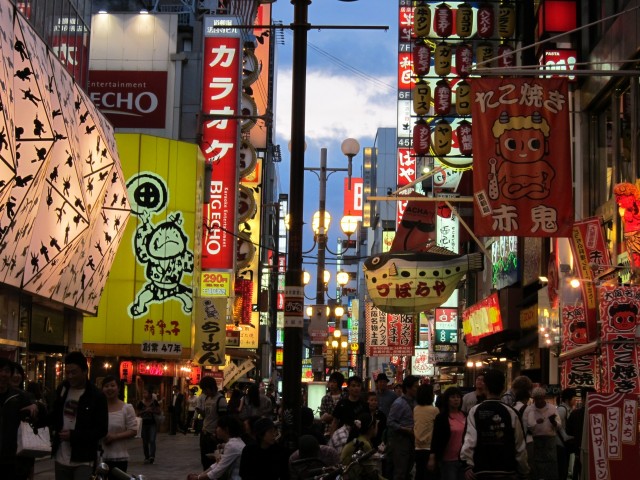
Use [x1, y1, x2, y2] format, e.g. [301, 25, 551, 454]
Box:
[364, 246, 483, 314]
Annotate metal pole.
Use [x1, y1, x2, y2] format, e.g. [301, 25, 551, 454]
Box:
[316, 149, 327, 306]
[282, 0, 309, 451]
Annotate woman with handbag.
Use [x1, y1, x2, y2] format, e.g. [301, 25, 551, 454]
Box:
[0, 358, 47, 480]
[101, 376, 137, 479]
[136, 387, 161, 464]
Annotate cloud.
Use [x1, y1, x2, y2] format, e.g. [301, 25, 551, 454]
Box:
[275, 66, 396, 148]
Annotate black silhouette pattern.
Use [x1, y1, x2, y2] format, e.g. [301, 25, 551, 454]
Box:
[0, 8, 131, 314]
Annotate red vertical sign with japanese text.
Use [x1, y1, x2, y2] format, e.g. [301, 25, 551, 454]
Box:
[201, 17, 241, 271]
[471, 78, 573, 237]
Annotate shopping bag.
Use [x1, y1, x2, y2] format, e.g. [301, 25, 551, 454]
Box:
[16, 421, 51, 458]
[135, 417, 143, 438]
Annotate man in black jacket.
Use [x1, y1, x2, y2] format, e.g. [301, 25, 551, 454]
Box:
[0, 358, 43, 480]
[49, 351, 108, 480]
[169, 385, 185, 434]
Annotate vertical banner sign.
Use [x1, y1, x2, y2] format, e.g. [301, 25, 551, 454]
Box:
[194, 296, 227, 366]
[560, 302, 597, 389]
[201, 16, 241, 270]
[344, 178, 364, 217]
[569, 217, 612, 341]
[365, 301, 415, 357]
[434, 307, 459, 352]
[586, 393, 640, 480]
[472, 78, 573, 237]
[598, 285, 640, 394]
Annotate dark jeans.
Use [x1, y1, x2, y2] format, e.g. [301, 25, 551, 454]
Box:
[170, 410, 184, 434]
[104, 460, 128, 480]
[415, 449, 434, 480]
[200, 430, 219, 470]
[141, 422, 157, 459]
[54, 462, 93, 480]
[390, 433, 414, 480]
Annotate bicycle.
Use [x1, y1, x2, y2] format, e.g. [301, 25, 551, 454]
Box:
[91, 464, 145, 480]
[299, 443, 379, 480]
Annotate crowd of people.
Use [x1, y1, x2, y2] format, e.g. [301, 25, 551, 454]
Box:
[0, 354, 596, 480]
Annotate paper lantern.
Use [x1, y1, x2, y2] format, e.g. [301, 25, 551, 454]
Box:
[433, 119, 452, 155]
[456, 80, 472, 115]
[435, 42, 452, 76]
[477, 3, 495, 39]
[434, 79, 451, 115]
[413, 42, 431, 76]
[363, 247, 484, 314]
[456, 43, 473, 78]
[413, 3, 431, 37]
[456, 2, 473, 38]
[457, 120, 473, 156]
[413, 120, 431, 156]
[434, 3, 453, 38]
[498, 43, 515, 68]
[477, 43, 494, 67]
[412, 79, 431, 116]
[498, 1, 516, 38]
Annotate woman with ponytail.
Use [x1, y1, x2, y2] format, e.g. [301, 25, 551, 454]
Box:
[340, 412, 384, 480]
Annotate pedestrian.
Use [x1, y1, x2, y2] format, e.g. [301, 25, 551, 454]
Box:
[0, 358, 44, 480]
[198, 376, 228, 470]
[565, 387, 596, 480]
[461, 374, 486, 414]
[387, 375, 420, 480]
[186, 387, 199, 433]
[414, 383, 438, 480]
[50, 351, 109, 480]
[239, 417, 288, 480]
[227, 387, 243, 416]
[101, 376, 137, 479]
[289, 434, 339, 480]
[556, 388, 576, 480]
[327, 408, 354, 454]
[170, 385, 185, 435]
[523, 387, 560, 480]
[331, 375, 368, 433]
[393, 384, 403, 396]
[366, 391, 386, 448]
[319, 371, 344, 439]
[187, 415, 246, 480]
[10, 362, 25, 390]
[501, 375, 533, 407]
[428, 386, 465, 480]
[239, 383, 272, 420]
[375, 372, 397, 417]
[460, 369, 529, 480]
[340, 412, 383, 480]
[136, 386, 161, 464]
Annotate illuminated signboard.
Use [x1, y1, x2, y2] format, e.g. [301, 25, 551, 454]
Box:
[434, 307, 459, 352]
[462, 293, 504, 346]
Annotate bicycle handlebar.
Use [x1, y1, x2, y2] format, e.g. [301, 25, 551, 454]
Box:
[110, 468, 136, 480]
[305, 446, 378, 478]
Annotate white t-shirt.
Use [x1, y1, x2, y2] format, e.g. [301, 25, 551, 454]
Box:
[102, 404, 137, 461]
[56, 387, 93, 466]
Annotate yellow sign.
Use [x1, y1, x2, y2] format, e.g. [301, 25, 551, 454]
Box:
[200, 272, 232, 297]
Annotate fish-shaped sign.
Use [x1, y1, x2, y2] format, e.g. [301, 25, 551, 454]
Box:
[364, 245, 483, 314]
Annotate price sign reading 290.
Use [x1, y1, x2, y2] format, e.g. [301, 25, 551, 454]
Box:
[201, 272, 231, 297]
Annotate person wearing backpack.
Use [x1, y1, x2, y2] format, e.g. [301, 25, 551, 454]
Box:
[460, 369, 529, 480]
[556, 388, 577, 480]
[198, 376, 228, 470]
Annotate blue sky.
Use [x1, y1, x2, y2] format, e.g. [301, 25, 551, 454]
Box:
[270, 0, 398, 297]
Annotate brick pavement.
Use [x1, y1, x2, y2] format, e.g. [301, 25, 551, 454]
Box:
[34, 432, 202, 480]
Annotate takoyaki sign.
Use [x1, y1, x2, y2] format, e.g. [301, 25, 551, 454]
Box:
[472, 78, 573, 237]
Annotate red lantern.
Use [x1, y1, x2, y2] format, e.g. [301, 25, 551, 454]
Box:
[434, 79, 451, 116]
[413, 42, 431, 76]
[119, 361, 133, 384]
[437, 202, 452, 218]
[498, 43, 515, 68]
[477, 3, 495, 39]
[413, 79, 431, 116]
[456, 43, 473, 78]
[433, 119, 452, 156]
[413, 121, 431, 156]
[435, 42, 452, 76]
[456, 2, 473, 38]
[413, 4, 431, 37]
[498, 1, 516, 38]
[456, 80, 472, 115]
[434, 3, 453, 38]
[456, 120, 472, 156]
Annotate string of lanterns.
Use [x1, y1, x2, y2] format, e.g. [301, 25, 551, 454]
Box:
[411, 1, 516, 168]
